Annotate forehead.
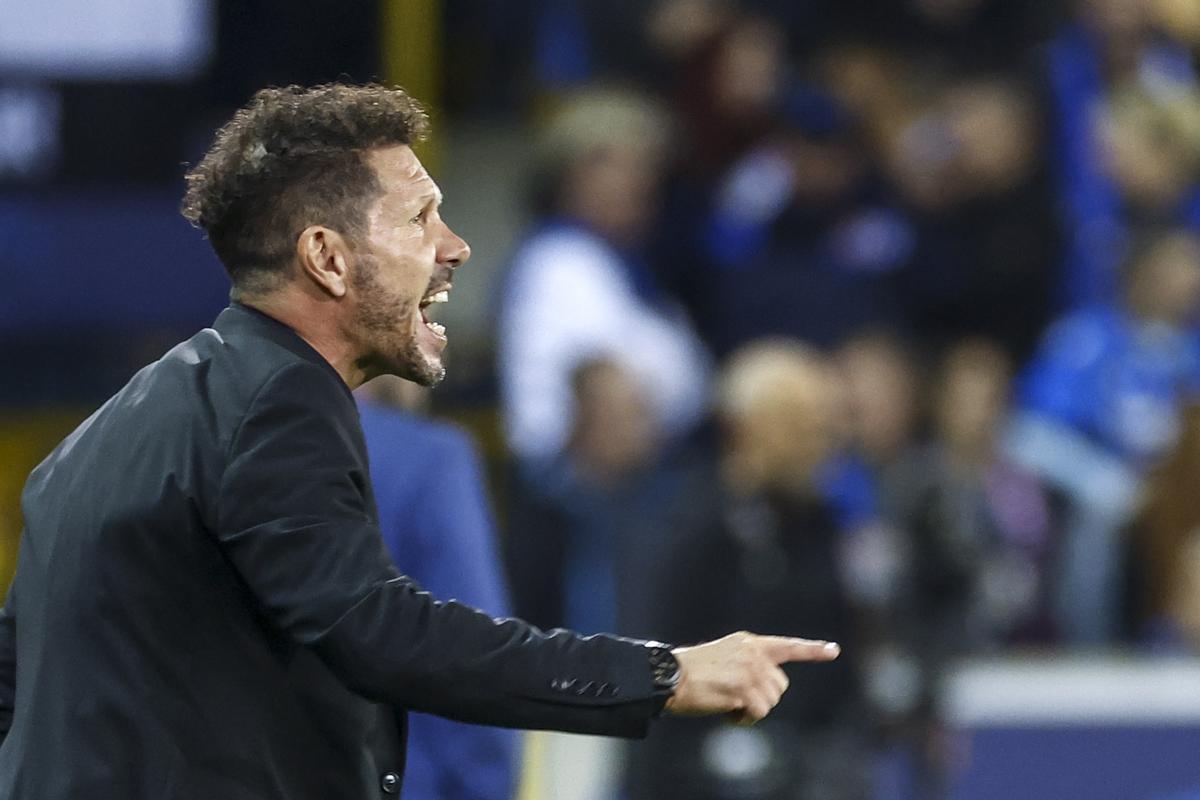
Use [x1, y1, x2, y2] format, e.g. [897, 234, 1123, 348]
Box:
[365, 144, 441, 205]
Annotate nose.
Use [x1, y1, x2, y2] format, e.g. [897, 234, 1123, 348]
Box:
[439, 222, 471, 269]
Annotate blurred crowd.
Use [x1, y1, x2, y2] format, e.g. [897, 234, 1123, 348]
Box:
[447, 0, 1200, 797]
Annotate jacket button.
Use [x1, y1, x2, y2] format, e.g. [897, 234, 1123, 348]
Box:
[381, 772, 400, 794]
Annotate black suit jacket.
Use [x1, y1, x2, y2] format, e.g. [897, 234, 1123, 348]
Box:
[0, 304, 663, 799]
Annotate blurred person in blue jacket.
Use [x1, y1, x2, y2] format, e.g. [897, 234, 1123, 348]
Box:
[357, 377, 518, 800]
[505, 358, 668, 636]
[1007, 229, 1200, 643]
[504, 358, 699, 800]
[1045, 0, 1200, 307]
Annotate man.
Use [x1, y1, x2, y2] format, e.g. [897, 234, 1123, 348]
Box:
[0, 84, 840, 799]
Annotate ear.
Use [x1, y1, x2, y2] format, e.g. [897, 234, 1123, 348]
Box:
[296, 225, 353, 298]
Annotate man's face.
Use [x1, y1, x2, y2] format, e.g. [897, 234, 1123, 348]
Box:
[350, 145, 469, 386]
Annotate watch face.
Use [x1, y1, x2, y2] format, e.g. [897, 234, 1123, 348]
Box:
[649, 645, 681, 691]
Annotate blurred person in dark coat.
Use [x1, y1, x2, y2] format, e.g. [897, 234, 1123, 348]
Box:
[895, 340, 1055, 654]
[357, 377, 518, 800]
[826, 330, 924, 622]
[628, 340, 867, 800]
[0, 83, 841, 800]
[884, 340, 1056, 798]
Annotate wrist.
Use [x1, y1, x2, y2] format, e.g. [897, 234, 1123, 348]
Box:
[645, 642, 681, 713]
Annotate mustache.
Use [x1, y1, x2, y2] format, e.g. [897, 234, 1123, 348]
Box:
[427, 266, 454, 291]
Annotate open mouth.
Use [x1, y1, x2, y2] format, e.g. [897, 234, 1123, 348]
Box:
[418, 286, 450, 340]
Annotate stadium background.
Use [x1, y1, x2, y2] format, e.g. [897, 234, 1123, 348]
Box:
[4, 1, 1200, 798]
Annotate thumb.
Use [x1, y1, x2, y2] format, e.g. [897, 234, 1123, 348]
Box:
[760, 636, 841, 664]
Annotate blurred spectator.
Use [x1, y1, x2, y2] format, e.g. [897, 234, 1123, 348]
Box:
[661, 9, 789, 178]
[356, 378, 518, 800]
[1130, 403, 1200, 648]
[505, 359, 673, 634]
[823, 331, 924, 761]
[835, 331, 924, 502]
[825, 331, 923, 617]
[498, 87, 711, 466]
[891, 77, 1060, 359]
[856, 338, 1055, 800]
[892, 343, 1055, 786]
[678, 81, 913, 355]
[504, 358, 694, 800]
[1100, 80, 1200, 218]
[895, 340, 1056, 655]
[1045, 0, 1200, 307]
[1006, 229, 1200, 643]
[628, 340, 869, 800]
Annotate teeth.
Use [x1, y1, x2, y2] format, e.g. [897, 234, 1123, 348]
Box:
[425, 321, 446, 336]
[429, 290, 449, 304]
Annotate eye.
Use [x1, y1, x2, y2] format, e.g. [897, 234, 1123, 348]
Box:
[410, 211, 425, 226]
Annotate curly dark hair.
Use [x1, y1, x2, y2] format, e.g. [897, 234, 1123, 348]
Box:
[181, 83, 429, 293]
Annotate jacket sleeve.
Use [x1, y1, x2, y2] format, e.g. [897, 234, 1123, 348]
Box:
[216, 362, 664, 737]
[380, 428, 521, 800]
[0, 580, 16, 745]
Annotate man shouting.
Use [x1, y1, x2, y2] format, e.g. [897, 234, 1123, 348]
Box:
[0, 84, 840, 799]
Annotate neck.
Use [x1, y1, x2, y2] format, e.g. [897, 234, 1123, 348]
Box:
[239, 288, 369, 389]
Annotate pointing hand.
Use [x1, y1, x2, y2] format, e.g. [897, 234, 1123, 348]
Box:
[664, 631, 840, 725]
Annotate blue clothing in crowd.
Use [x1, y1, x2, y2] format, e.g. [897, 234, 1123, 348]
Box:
[1047, 25, 1200, 308]
[357, 400, 519, 800]
[1018, 306, 1200, 465]
[815, 453, 881, 532]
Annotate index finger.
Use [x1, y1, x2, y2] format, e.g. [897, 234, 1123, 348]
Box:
[760, 636, 841, 664]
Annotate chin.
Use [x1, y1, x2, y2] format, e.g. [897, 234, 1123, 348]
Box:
[393, 346, 446, 387]
[410, 362, 446, 388]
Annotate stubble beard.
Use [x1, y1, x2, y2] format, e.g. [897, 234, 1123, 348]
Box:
[352, 256, 446, 388]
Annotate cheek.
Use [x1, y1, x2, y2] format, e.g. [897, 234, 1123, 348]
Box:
[388, 223, 437, 253]
[378, 241, 436, 288]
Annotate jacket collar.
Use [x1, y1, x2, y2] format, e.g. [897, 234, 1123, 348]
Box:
[213, 302, 351, 394]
